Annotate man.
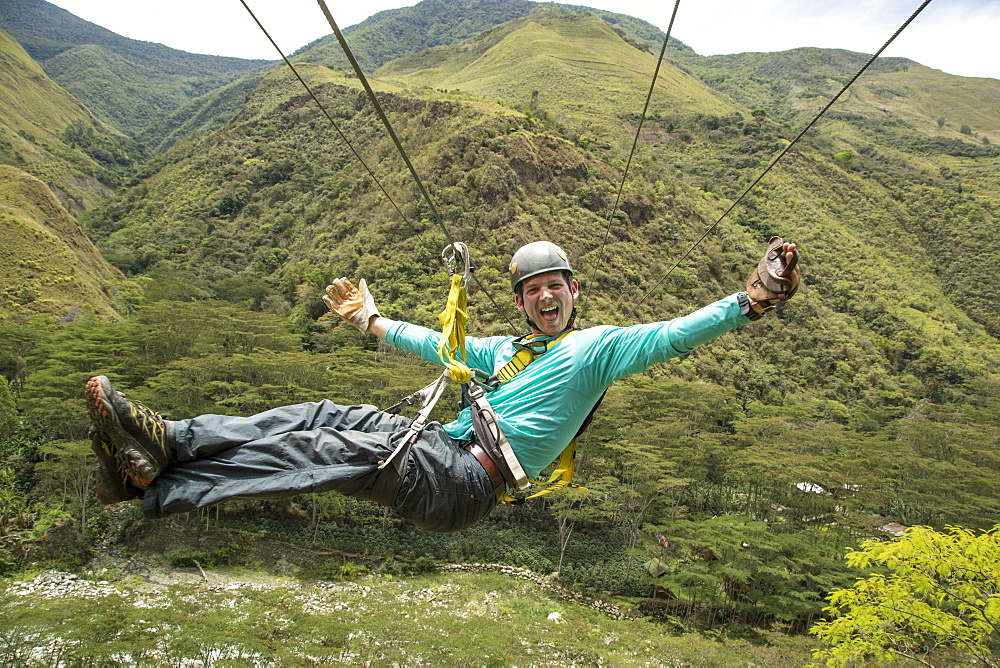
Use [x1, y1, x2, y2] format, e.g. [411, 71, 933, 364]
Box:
[87, 238, 799, 533]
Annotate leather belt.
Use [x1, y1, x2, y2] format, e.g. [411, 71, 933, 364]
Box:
[464, 442, 505, 500]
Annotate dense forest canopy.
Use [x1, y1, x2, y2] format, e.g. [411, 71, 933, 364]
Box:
[0, 0, 998, 658]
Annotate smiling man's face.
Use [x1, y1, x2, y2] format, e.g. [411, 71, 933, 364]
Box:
[514, 270, 580, 337]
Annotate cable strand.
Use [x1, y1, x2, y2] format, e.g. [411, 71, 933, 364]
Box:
[238, 0, 409, 222]
[583, 0, 682, 315]
[627, 0, 934, 318]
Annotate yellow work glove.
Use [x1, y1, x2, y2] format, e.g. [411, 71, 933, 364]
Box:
[323, 277, 381, 334]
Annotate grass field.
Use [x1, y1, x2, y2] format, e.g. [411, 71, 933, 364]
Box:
[1, 565, 819, 666]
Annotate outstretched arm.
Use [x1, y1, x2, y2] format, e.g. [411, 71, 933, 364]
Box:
[366, 315, 395, 341]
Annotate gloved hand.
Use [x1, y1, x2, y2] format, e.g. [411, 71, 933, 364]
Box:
[746, 236, 801, 308]
[323, 278, 381, 334]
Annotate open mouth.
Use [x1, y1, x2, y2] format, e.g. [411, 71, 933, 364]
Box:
[539, 304, 560, 325]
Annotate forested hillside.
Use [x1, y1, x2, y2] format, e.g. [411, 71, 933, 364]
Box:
[1, 0, 998, 661]
[0, 165, 122, 317]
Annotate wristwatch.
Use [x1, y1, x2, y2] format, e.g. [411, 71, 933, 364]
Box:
[737, 292, 771, 320]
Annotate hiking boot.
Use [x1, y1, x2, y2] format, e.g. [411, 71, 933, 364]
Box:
[89, 426, 144, 505]
[85, 376, 174, 487]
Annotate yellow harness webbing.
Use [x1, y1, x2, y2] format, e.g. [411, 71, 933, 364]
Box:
[436, 272, 472, 384]
[491, 331, 587, 502]
[494, 331, 572, 383]
[511, 437, 584, 501]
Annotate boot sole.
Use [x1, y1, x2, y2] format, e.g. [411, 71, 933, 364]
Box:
[85, 376, 163, 487]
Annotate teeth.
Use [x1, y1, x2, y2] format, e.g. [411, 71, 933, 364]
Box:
[541, 306, 557, 312]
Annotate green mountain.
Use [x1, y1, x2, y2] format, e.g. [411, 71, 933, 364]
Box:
[0, 0, 272, 141]
[293, 0, 692, 70]
[376, 9, 735, 141]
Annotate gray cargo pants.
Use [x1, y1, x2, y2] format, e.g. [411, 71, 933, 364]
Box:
[141, 400, 498, 533]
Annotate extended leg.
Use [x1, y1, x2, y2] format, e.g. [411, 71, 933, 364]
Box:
[171, 400, 412, 461]
[144, 422, 498, 533]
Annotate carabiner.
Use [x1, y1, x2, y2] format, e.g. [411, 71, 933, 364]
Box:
[441, 242, 474, 286]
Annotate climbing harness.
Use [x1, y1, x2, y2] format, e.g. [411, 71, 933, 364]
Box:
[470, 331, 599, 503]
[462, 332, 578, 495]
[372, 243, 594, 506]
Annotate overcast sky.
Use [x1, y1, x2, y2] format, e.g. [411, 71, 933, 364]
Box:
[45, 0, 1000, 80]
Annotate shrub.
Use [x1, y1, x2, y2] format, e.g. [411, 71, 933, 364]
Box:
[165, 546, 212, 568]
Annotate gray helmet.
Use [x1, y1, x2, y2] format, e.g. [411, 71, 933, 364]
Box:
[509, 241, 573, 292]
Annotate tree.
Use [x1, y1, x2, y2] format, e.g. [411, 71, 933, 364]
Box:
[36, 440, 96, 537]
[810, 525, 1000, 667]
[606, 438, 687, 580]
[546, 473, 617, 574]
[833, 151, 853, 167]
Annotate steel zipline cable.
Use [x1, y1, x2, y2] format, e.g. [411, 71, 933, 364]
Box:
[627, 0, 934, 318]
[583, 0, 682, 314]
[313, 0, 520, 333]
[237, 0, 407, 223]
[242, 0, 519, 333]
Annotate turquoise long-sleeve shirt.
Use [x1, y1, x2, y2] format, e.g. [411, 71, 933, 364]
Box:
[386, 293, 751, 478]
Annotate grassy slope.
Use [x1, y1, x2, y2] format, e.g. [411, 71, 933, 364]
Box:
[376, 9, 736, 144]
[0, 0, 272, 140]
[0, 27, 130, 319]
[0, 164, 121, 318]
[0, 565, 816, 665]
[844, 64, 1000, 143]
[678, 47, 999, 143]
[0, 27, 137, 211]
